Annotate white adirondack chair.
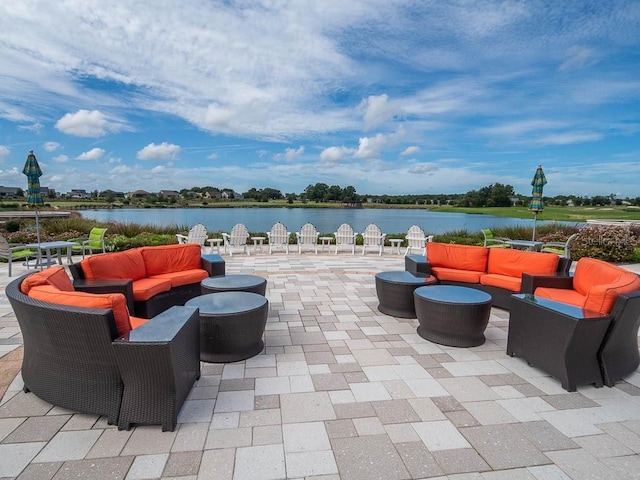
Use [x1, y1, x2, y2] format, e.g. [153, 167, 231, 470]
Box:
[295, 223, 319, 254]
[222, 223, 250, 255]
[175, 223, 207, 252]
[361, 223, 386, 255]
[405, 225, 431, 256]
[266, 222, 290, 254]
[334, 223, 357, 255]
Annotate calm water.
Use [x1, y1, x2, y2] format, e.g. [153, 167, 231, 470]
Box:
[79, 208, 580, 235]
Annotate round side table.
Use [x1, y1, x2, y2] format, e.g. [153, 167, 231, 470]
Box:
[201, 274, 267, 295]
[375, 271, 437, 318]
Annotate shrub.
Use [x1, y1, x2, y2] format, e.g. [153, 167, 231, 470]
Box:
[571, 226, 638, 262]
[4, 220, 20, 232]
[107, 234, 177, 251]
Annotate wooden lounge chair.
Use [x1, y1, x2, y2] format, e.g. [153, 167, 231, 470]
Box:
[334, 223, 357, 255]
[405, 225, 433, 256]
[266, 222, 290, 254]
[361, 223, 386, 255]
[176, 223, 208, 252]
[296, 223, 319, 254]
[222, 223, 250, 255]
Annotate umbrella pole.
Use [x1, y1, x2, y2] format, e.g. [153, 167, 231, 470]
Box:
[35, 208, 43, 270]
[532, 213, 537, 241]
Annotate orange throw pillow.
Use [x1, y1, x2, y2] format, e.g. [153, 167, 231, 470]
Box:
[487, 248, 559, 277]
[141, 244, 202, 276]
[82, 248, 146, 281]
[427, 243, 489, 272]
[20, 266, 74, 295]
[28, 286, 132, 337]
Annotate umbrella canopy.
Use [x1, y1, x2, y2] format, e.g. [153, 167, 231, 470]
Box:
[529, 165, 547, 240]
[23, 150, 44, 207]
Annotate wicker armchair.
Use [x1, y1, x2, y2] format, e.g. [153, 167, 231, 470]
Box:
[6, 273, 200, 431]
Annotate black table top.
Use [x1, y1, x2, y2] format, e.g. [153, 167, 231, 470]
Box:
[202, 274, 266, 289]
[186, 292, 267, 315]
[415, 285, 491, 304]
[375, 270, 435, 285]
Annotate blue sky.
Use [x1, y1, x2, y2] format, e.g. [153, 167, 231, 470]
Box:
[1, 1, 639, 198]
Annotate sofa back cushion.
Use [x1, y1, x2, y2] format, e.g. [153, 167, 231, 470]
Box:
[487, 248, 559, 278]
[82, 248, 146, 281]
[427, 243, 489, 272]
[28, 285, 132, 336]
[141, 244, 202, 276]
[20, 266, 74, 295]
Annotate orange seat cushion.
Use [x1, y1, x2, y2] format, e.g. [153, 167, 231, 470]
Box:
[152, 269, 209, 288]
[487, 248, 559, 277]
[28, 285, 132, 337]
[82, 248, 146, 281]
[129, 316, 150, 330]
[480, 273, 522, 292]
[141, 244, 202, 276]
[583, 273, 640, 314]
[131, 278, 172, 302]
[427, 243, 489, 272]
[20, 266, 74, 294]
[534, 287, 586, 309]
[430, 267, 484, 283]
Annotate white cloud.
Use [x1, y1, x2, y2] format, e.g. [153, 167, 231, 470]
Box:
[354, 132, 401, 160]
[151, 165, 166, 173]
[108, 157, 121, 164]
[110, 165, 133, 174]
[76, 148, 105, 160]
[18, 122, 43, 133]
[319, 146, 354, 163]
[53, 154, 69, 163]
[55, 110, 124, 137]
[559, 46, 597, 72]
[401, 146, 420, 156]
[359, 94, 400, 130]
[409, 163, 438, 174]
[207, 153, 218, 160]
[137, 142, 181, 160]
[538, 132, 603, 145]
[0, 145, 10, 162]
[275, 146, 305, 162]
[43, 141, 60, 152]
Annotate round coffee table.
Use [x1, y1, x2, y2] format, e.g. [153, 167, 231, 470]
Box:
[185, 292, 269, 362]
[375, 271, 438, 318]
[414, 285, 492, 347]
[201, 274, 267, 295]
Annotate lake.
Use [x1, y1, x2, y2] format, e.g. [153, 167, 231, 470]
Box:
[79, 207, 581, 235]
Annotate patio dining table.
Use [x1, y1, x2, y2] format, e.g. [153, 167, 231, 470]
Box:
[25, 240, 78, 266]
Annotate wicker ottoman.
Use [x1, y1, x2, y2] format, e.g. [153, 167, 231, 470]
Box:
[185, 292, 269, 362]
[414, 285, 492, 347]
[375, 271, 437, 318]
[201, 274, 267, 296]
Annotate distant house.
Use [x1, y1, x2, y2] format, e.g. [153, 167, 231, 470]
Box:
[0, 186, 20, 197]
[127, 190, 151, 199]
[68, 189, 89, 199]
[40, 187, 56, 198]
[159, 190, 180, 199]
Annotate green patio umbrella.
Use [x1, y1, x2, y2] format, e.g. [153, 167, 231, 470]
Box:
[23, 150, 44, 254]
[529, 164, 547, 241]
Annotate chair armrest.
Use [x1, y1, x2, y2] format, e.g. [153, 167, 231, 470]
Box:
[74, 278, 135, 314]
[175, 234, 187, 243]
[520, 273, 574, 293]
[201, 255, 225, 277]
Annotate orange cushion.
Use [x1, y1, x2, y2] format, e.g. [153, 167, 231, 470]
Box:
[480, 273, 522, 292]
[82, 248, 146, 281]
[427, 243, 489, 272]
[28, 285, 132, 336]
[583, 274, 640, 314]
[535, 286, 586, 308]
[152, 269, 208, 288]
[141, 244, 202, 276]
[572, 258, 627, 296]
[131, 278, 172, 302]
[20, 266, 74, 294]
[129, 316, 150, 330]
[430, 266, 484, 283]
[487, 248, 559, 278]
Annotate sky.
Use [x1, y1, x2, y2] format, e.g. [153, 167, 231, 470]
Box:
[1, 1, 639, 198]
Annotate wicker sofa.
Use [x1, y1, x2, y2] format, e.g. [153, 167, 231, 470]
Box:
[6, 267, 201, 431]
[405, 242, 569, 309]
[69, 244, 225, 318]
[508, 258, 640, 391]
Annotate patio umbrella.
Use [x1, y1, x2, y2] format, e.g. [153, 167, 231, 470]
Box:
[529, 164, 547, 241]
[23, 150, 44, 259]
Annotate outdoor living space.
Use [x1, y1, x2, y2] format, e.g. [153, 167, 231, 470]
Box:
[1, 254, 640, 479]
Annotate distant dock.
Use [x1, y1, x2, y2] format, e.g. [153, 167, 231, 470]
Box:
[0, 211, 72, 220]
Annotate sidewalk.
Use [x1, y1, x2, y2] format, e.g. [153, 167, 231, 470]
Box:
[1, 255, 639, 479]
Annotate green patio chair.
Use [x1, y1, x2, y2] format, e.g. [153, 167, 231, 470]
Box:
[541, 233, 578, 259]
[0, 235, 38, 276]
[70, 227, 108, 258]
[481, 228, 511, 248]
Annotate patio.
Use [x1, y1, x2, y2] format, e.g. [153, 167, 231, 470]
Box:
[1, 254, 640, 479]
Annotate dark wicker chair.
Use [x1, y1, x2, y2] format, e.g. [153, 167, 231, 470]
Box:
[509, 273, 640, 391]
[6, 273, 200, 430]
